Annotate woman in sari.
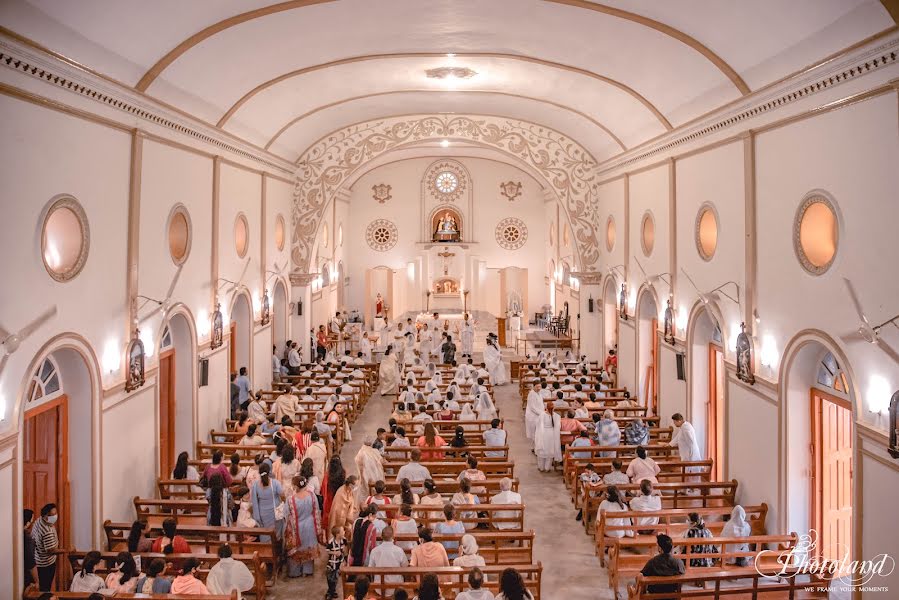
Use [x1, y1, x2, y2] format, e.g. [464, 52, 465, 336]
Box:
[379, 346, 400, 396]
[329, 475, 360, 537]
[349, 504, 379, 566]
[284, 475, 321, 577]
[321, 456, 346, 529]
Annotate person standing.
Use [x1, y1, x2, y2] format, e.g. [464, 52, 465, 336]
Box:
[230, 372, 240, 419]
[534, 403, 561, 472]
[22, 509, 37, 591]
[316, 325, 330, 361]
[271, 345, 281, 383]
[441, 335, 457, 364]
[288, 341, 302, 375]
[669, 413, 701, 461]
[525, 383, 543, 446]
[235, 367, 252, 410]
[460, 316, 474, 358]
[283, 476, 321, 578]
[32, 503, 59, 591]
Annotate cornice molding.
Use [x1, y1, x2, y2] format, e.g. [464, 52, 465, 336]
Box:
[571, 271, 603, 285]
[597, 32, 899, 175]
[0, 33, 296, 176]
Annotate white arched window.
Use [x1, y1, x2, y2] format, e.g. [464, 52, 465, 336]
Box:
[160, 325, 173, 351]
[27, 356, 62, 403]
[817, 351, 849, 395]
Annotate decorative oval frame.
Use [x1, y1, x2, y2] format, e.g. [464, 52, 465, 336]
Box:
[793, 190, 841, 276]
[694, 202, 719, 262]
[166, 203, 192, 266]
[41, 194, 90, 282]
[495, 217, 529, 250]
[640, 211, 655, 257]
[366, 219, 398, 252]
[234, 212, 249, 258]
[274, 214, 286, 251]
[606, 215, 616, 252]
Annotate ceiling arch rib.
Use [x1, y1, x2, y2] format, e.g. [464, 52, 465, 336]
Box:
[292, 114, 604, 274]
[266, 90, 627, 158]
[216, 51, 673, 131]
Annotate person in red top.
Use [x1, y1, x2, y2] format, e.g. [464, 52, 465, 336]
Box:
[604, 348, 618, 373]
[560, 410, 587, 434]
[150, 518, 191, 555]
[202, 450, 233, 487]
[415, 422, 446, 461]
[316, 325, 330, 361]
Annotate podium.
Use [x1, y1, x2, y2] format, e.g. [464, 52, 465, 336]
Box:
[497, 317, 507, 347]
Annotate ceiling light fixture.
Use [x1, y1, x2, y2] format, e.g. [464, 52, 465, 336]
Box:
[425, 67, 478, 80]
[440, 140, 450, 148]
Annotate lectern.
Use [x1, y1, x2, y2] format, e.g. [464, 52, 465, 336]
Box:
[497, 317, 507, 347]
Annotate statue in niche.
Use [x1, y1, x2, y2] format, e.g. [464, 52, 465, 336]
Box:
[376, 293, 384, 316]
[889, 391, 899, 458]
[663, 298, 675, 344]
[619, 283, 628, 321]
[211, 303, 224, 349]
[125, 328, 145, 393]
[433, 212, 461, 242]
[735, 322, 756, 385]
[260, 289, 271, 326]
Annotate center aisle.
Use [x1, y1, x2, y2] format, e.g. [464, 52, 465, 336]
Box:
[491, 375, 613, 600]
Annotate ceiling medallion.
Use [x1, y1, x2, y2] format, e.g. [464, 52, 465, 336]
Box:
[500, 181, 522, 202]
[495, 217, 528, 251]
[425, 66, 478, 80]
[372, 183, 392, 204]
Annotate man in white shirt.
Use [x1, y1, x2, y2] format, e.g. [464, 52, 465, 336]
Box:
[489, 477, 522, 530]
[629, 479, 663, 529]
[207, 544, 256, 599]
[287, 342, 302, 375]
[482, 419, 507, 458]
[367, 526, 408, 588]
[455, 567, 495, 600]
[411, 405, 433, 435]
[603, 459, 630, 485]
[395, 449, 431, 493]
[669, 413, 701, 461]
[271, 345, 281, 383]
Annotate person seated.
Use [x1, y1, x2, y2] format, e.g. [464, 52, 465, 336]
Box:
[409, 527, 450, 568]
[683, 512, 717, 568]
[444, 391, 461, 411]
[415, 422, 447, 461]
[451, 478, 481, 531]
[207, 543, 255, 599]
[455, 567, 493, 600]
[453, 534, 487, 568]
[69, 551, 105, 592]
[597, 485, 633, 540]
[389, 426, 411, 459]
[366, 525, 408, 578]
[639, 534, 685, 596]
[490, 477, 522, 531]
[135, 558, 172, 594]
[595, 409, 621, 457]
[552, 391, 569, 409]
[575, 463, 601, 521]
[202, 450, 234, 487]
[395, 449, 432, 493]
[434, 503, 466, 559]
[720, 505, 753, 566]
[390, 503, 419, 551]
[239, 423, 266, 446]
[572, 399, 589, 419]
[171, 557, 211, 595]
[629, 479, 663, 532]
[259, 414, 281, 436]
[626, 446, 660, 484]
[570, 429, 594, 459]
[412, 405, 434, 435]
[457, 455, 487, 493]
[603, 459, 630, 485]
[151, 517, 190, 554]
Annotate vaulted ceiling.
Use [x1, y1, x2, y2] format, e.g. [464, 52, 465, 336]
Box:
[2, 0, 895, 163]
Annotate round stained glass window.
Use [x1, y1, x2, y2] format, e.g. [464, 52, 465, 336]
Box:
[435, 172, 458, 194]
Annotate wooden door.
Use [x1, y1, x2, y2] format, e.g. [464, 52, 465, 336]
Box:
[158, 350, 176, 476]
[811, 389, 853, 565]
[650, 318, 659, 414]
[23, 396, 69, 548]
[707, 344, 725, 480]
[229, 321, 237, 374]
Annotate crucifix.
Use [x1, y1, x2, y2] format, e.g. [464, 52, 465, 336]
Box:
[437, 249, 455, 276]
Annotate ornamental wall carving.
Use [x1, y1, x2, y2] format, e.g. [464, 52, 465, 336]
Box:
[292, 115, 602, 273]
[495, 217, 528, 250]
[424, 160, 468, 204]
[365, 219, 398, 252]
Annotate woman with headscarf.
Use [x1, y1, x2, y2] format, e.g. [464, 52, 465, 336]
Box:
[321, 456, 346, 529]
[525, 383, 544, 444]
[484, 335, 509, 385]
[283, 475, 321, 577]
[596, 409, 621, 457]
[359, 332, 372, 362]
[720, 505, 752, 565]
[476, 391, 498, 422]
[453, 534, 487, 568]
[379, 345, 401, 396]
[459, 402, 478, 431]
[683, 512, 717, 567]
[623, 417, 650, 446]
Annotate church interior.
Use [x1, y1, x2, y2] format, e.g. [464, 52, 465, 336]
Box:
[1, 1, 899, 598]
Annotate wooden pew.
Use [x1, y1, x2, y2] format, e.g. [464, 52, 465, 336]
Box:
[390, 530, 535, 565]
[560, 426, 673, 454]
[576, 464, 712, 512]
[196, 441, 276, 461]
[59, 549, 266, 598]
[627, 569, 817, 600]
[594, 504, 768, 564]
[379, 477, 520, 504]
[382, 444, 510, 461]
[24, 591, 237, 600]
[607, 533, 798, 597]
[379, 503, 525, 531]
[562, 444, 679, 484]
[133, 496, 208, 525]
[382, 460, 516, 479]
[342, 563, 543, 600]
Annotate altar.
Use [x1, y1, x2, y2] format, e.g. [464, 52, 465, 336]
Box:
[431, 293, 463, 311]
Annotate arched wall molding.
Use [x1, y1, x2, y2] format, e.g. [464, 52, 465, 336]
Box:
[266, 91, 628, 154]
[160, 303, 199, 447]
[271, 277, 291, 345]
[684, 298, 727, 422]
[14, 332, 103, 548]
[220, 53, 671, 132]
[292, 114, 601, 274]
[775, 328, 860, 549]
[227, 286, 254, 378]
[136, 0, 747, 97]
[601, 273, 618, 357]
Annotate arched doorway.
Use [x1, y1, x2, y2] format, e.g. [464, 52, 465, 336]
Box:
[687, 304, 725, 479]
[636, 288, 659, 414]
[548, 260, 556, 315]
[602, 277, 618, 375]
[21, 344, 97, 551]
[272, 279, 288, 355]
[781, 335, 855, 566]
[156, 311, 196, 476]
[230, 292, 252, 383]
[336, 261, 345, 310]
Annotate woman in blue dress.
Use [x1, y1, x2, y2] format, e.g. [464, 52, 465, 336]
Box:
[433, 503, 466, 559]
[284, 475, 321, 577]
[250, 463, 285, 542]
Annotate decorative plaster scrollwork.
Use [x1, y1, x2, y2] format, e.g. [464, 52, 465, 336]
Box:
[425, 161, 467, 204]
[366, 219, 398, 252]
[495, 218, 528, 250]
[292, 115, 601, 273]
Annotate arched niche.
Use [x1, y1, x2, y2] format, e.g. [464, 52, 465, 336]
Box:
[685, 300, 726, 479]
[429, 206, 464, 243]
[229, 289, 253, 384]
[160, 305, 198, 465]
[421, 159, 473, 243]
[272, 278, 289, 353]
[602, 275, 619, 363]
[636, 285, 660, 412]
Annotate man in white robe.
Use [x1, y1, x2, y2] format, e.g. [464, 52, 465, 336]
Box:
[354, 436, 386, 504]
[272, 388, 300, 422]
[525, 383, 545, 443]
[484, 338, 509, 385]
[669, 413, 701, 461]
[378, 347, 400, 396]
[359, 332, 372, 362]
[460, 317, 474, 357]
[206, 544, 256, 599]
[534, 404, 561, 472]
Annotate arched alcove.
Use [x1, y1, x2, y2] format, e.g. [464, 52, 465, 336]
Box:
[166, 309, 196, 467]
[602, 276, 619, 366]
[272, 279, 289, 353]
[686, 302, 726, 480]
[636, 287, 660, 413]
[229, 290, 253, 384]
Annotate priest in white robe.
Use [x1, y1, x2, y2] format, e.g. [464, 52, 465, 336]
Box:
[525, 383, 544, 442]
[206, 545, 256, 599]
[460, 318, 474, 357]
[379, 346, 400, 396]
[669, 413, 701, 461]
[419, 324, 433, 361]
[359, 332, 373, 362]
[354, 436, 386, 504]
[484, 337, 509, 385]
[534, 403, 562, 472]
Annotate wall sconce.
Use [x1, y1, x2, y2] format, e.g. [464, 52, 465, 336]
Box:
[759, 333, 779, 368]
[0, 395, 6, 422]
[102, 339, 121, 373]
[141, 327, 155, 358]
[729, 322, 741, 352]
[868, 375, 892, 414]
[197, 309, 210, 337]
[676, 306, 688, 333]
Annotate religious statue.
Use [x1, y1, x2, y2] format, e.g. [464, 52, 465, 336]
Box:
[433, 212, 461, 242]
[663, 298, 675, 344]
[260, 289, 271, 326]
[619, 283, 628, 320]
[211, 303, 224, 349]
[735, 322, 756, 385]
[889, 391, 899, 459]
[125, 328, 145, 392]
[376, 293, 384, 316]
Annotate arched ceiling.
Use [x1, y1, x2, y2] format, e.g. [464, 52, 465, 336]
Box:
[1, 0, 894, 163]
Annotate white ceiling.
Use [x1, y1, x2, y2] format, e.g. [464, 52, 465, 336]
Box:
[2, 0, 893, 162]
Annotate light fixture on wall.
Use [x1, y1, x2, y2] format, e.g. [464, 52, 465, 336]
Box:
[196, 309, 210, 338]
[868, 375, 892, 414]
[102, 339, 120, 374]
[680, 269, 741, 307]
[759, 333, 779, 369]
[676, 306, 688, 333]
[141, 327, 155, 358]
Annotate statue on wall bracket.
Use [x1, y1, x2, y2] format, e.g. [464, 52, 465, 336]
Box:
[663, 298, 675, 344]
[735, 322, 756, 385]
[125, 328, 145, 392]
[619, 283, 628, 321]
[260, 290, 271, 326]
[889, 391, 899, 459]
[211, 303, 224, 349]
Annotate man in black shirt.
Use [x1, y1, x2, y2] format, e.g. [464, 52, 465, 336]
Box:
[441, 335, 456, 364]
[640, 534, 686, 597]
[23, 509, 37, 590]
